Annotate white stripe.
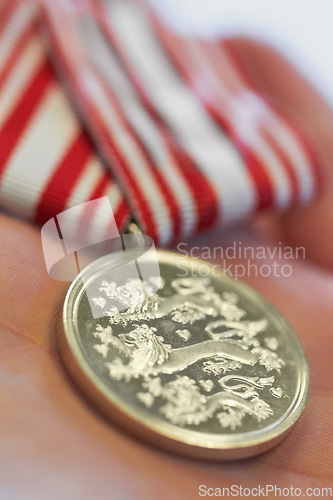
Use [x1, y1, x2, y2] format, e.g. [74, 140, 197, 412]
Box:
[57, 201, 90, 253]
[0, 85, 79, 218]
[0, 2, 37, 73]
[87, 194, 121, 244]
[102, 184, 127, 242]
[229, 94, 292, 209]
[106, 0, 256, 223]
[188, 40, 292, 209]
[79, 15, 196, 238]
[0, 33, 45, 129]
[66, 156, 105, 208]
[69, 182, 126, 267]
[47, 0, 172, 244]
[58, 196, 120, 254]
[84, 74, 172, 244]
[241, 91, 315, 203]
[104, 182, 123, 213]
[66, 158, 124, 238]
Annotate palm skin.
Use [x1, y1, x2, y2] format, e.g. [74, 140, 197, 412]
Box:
[0, 41, 332, 499]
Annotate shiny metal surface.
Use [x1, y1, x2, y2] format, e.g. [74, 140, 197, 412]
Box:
[59, 250, 309, 459]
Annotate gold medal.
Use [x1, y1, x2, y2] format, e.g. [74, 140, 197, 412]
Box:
[59, 248, 309, 459]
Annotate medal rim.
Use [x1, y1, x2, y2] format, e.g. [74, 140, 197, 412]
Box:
[59, 249, 310, 459]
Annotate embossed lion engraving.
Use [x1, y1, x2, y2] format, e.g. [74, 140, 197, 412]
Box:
[156, 376, 274, 428]
[90, 277, 285, 430]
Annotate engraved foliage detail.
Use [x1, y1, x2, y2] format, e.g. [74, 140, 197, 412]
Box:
[90, 277, 285, 430]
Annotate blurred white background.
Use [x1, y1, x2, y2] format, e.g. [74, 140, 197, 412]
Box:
[150, 0, 333, 108]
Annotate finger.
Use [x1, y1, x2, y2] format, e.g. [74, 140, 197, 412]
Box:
[0, 215, 202, 499]
[224, 38, 333, 270]
[189, 224, 333, 480]
[0, 214, 68, 351]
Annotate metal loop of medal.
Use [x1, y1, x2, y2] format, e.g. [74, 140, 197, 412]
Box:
[59, 224, 310, 460]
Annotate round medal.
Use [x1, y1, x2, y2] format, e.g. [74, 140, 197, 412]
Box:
[59, 249, 309, 459]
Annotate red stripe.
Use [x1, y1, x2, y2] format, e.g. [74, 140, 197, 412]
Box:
[109, 197, 130, 236]
[103, 196, 130, 247]
[98, 70, 183, 241]
[97, 4, 186, 239]
[223, 40, 324, 200]
[153, 20, 274, 210]
[96, 0, 218, 235]
[0, 18, 37, 91]
[92, 106, 159, 241]
[269, 100, 325, 196]
[261, 127, 299, 205]
[0, 60, 53, 178]
[220, 41, 301, 204]
[83, 26, 181, 243]
[94, 1, 185, 240]
[81, 68, 160, 241]
[0, 0, 20, 35]
[88, 172, 110, 202]
[146, 163, 181, 242]
[0, 0, 10, 19]
[34, 130, 93, 225]
[221, 39, 260, 91]
[42, 4, 159, 242]
[204, 40, 301, 205]
[207, 105, 274, 210]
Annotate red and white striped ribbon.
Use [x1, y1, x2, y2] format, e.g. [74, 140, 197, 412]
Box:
[0, 0, 325, 247]
[0, 0, 130, 240]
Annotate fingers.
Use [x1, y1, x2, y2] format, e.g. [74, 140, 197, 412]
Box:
[0, 214, 67, 351]
[188, 224, 333, 481]
[225, 38, 333, 270]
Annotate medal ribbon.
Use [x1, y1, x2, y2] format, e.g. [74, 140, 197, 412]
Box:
[0, 0, 325, 246]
